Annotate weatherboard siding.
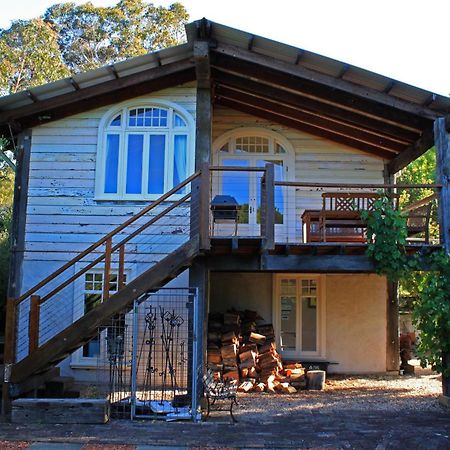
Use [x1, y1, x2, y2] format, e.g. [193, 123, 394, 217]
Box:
[22, 84, 197, 282]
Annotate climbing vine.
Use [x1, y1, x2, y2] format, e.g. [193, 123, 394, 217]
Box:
[363, 193, 450, 375]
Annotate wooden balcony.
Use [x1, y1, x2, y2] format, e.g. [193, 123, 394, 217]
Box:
[201, 164, 442, 271]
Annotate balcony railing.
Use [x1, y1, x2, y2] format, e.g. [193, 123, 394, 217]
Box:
[206, 164, 442, 247]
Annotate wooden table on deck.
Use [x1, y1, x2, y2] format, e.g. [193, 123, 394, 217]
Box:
[301, 210, 367, 243]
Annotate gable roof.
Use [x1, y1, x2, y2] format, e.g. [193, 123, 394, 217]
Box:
[1, 18, 448, 172]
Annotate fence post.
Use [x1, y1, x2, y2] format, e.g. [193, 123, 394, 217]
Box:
[28, 295, 40, 354]
[103, 237, 112, 301]
[262, 163, 275, 250]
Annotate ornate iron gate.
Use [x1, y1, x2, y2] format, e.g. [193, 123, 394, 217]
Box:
[99, 288, 199, 420]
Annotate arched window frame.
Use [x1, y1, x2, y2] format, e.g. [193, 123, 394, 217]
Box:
[95, 99, 195, 200]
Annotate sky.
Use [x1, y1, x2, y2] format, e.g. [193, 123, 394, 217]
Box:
[0, 0, 449, 96]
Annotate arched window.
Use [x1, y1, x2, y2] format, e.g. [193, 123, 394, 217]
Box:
[96, 101, 193, 200]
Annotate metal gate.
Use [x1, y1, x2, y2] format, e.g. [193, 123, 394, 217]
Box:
[98, 288, 199, 420]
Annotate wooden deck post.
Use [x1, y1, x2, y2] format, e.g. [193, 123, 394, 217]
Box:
[384, 164, 400, 373]
[199, 163, 211, 250]
[434, 117, 450, 396]
[28, 295, 41, 354]
[261, 163, 275, 250]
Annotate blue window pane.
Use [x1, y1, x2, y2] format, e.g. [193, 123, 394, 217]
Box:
[148, 135, 165, 194]
[128, 109, 137, 126]
[104, 134, 120, 193]
[126, 134, 143, 194]
[222, 159, 250, 224]
[173, 135, 187, 187]
[110, 114, 121, 127]
[174, 114, 186, 127]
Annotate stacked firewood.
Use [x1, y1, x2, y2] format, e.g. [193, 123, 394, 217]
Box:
[207, 310, 305, 393]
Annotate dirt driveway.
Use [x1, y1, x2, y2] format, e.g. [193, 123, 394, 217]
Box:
[0, 371, 449, 449]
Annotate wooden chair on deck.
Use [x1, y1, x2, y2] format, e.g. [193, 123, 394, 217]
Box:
[402, 195, 435, 244]
[318, 192, 380, 242]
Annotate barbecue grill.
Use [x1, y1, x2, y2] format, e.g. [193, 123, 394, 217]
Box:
[210, 195, 239, 236]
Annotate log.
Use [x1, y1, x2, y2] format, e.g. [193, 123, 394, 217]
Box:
[239, 343, 258, 354]
[266, 374, 276, 393]
[254, 382, 266, 392]
[224, 312, 241, 326]
[258, 341, 276, 354]
[239, 350, 257, 363]
[249, 332, 266, 344]
[221, 343, 237, 360]
[221, 330, 238, 343]
[222, 357, 238, 367]
[208, 331, 221, 342]
[238, 381, 254, 392]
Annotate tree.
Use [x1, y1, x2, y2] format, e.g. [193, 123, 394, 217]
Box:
[44, 1, 189, 73]
[0, 18, 70, 95]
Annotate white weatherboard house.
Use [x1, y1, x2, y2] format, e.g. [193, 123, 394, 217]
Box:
[1, 18, 450, 411]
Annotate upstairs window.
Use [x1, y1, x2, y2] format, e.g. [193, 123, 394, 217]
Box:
[97, 103, 193, 200]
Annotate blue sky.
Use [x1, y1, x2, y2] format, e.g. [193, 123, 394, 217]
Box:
[1, 0, 450, 96]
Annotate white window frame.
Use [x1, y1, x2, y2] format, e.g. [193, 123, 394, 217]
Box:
[95, 98, 195, 201]
[71, 263, 134, 368]
[272, 274, 326, 360]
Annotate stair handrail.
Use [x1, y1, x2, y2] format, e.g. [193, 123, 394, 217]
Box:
[14, 171, 201, 306]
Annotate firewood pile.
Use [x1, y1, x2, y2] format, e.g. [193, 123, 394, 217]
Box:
[207, 310, 306, 394]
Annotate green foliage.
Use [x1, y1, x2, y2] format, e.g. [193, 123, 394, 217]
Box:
[0, 206, 12, 306]
[364, 193, 450, 376]
[43, 0, 189, 73]
[0, 1, 189, 94]
[361, 194, 408, 282]
[0, 18, 70, 95]
[411, 252, 450, 376]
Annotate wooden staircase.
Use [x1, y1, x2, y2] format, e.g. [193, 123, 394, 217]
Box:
[3, 170, 207, 403]
[10, 238, 200, 387]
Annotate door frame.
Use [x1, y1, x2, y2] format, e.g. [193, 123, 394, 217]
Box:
[272, 273, 327, 360]
[212, 127, 296, 241]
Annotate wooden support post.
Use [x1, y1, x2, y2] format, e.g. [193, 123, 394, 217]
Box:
[189, 259, 209, 406]
[199, 163, 211, 250]
[2, 298, 17, 414]
[103, 237, 112, 301]
[28, 295, 40, 354]
[261, 163, 275, 250]
[434, 117, 450, 396]
[386, 282, 399, 372]
[118, 244, 125, 290]
[191, 40, 212, 246]
[383, 164, 400, 373]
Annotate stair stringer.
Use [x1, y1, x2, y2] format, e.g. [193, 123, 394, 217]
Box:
[10, 236, 200, 388]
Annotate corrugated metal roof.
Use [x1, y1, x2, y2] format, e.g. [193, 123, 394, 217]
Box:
[1, 18, 448, 121]
[0, 43, 193, 111]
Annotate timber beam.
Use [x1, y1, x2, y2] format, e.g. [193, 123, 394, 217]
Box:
[217, 96, 396, 159]
[211, 44, 439, 124]
[212, 68, 420, 143]
[387, 128, 435, 174]
[215, 84, 404, 153]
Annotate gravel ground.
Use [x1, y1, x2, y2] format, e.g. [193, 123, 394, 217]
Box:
[233, 369, 443, 421]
